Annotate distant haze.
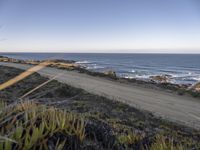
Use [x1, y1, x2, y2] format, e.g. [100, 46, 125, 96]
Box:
[0, 0, 200, 53]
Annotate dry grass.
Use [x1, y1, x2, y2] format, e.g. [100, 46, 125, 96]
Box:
[148, 135, 186, 150]
[118, 132, 142, 145]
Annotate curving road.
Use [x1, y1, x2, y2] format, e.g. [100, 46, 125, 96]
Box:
[1, 62, 200, 129]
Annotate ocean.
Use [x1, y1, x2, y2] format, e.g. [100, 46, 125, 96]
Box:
[1, 53, 200, 85]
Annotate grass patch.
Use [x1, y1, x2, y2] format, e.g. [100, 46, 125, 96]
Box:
[148, 135, 186, 150]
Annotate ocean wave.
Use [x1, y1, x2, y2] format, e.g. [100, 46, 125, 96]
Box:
[163, 72, 200, 84]
[131, 69, 135, 73]
[192, 77, 200, 81]
[122, 71, 200, 85]
[86, 64, 105, 70]
[169, 74, 190, 78]
[76, 60, 91, 64]
[122, 73, 152, 80]
[169, 72, 199, 81]
[124, 76, 135, 79]
[135, 74, 152, 79]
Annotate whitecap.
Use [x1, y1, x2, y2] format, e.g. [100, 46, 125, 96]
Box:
[76, 60, 91, 64]
[86, 64, 105, 70]
[169, 71, 194, 78]
[124, 76, 135, 79]
[131, 69, 135, 73]
[191, 76, 200, 81]
[135, 74, 152, 79]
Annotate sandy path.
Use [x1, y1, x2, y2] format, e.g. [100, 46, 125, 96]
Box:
[1, 62, 200, 129]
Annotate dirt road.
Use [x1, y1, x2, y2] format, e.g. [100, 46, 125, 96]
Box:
[1, 62, 200, 129]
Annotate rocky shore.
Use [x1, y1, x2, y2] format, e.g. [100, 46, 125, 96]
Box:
[0, 55, 79, 69]
[1, 55, 199, 98]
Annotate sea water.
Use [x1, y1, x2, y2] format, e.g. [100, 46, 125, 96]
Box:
[1, 53, 200, 85]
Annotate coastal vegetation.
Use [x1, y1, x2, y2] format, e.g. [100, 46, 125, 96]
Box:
[0, 65, 200, 149]
[0, 101, 190, 150]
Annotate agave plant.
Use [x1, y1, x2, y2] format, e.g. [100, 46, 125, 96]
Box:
[0, 101, 87, 150]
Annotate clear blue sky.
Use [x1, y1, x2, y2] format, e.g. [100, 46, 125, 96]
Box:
[0, 0, 200, 53]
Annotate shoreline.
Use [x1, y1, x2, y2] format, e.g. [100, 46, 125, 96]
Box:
[1, 55, 200, 98]
[1, 53, 200, 85]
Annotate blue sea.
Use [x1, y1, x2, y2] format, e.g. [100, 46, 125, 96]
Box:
[1, 53, 200, 85]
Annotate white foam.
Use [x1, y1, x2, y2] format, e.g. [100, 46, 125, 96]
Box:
[123, 74, 151, 79]
[192, 77, 200, 81]
[76, 60, 91, 64]
[86, 64, 105, 70]
[131, 69, 135, 73]
[169, 71, 194, 78]
[124, 76, 135, 79]
[135, 74, 152, 79]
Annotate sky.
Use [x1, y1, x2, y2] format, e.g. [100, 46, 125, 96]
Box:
[0, 0, 200, 53]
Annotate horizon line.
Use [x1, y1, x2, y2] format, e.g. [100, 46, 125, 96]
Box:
[0, 52, 200, 54]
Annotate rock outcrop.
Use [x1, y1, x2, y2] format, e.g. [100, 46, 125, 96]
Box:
[150, 74, 172, 83]
[191, 82, 200, 92]
[104, 70, 117, 78]
[0, 56, 26, 63]
[0, 56, 80, 70]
